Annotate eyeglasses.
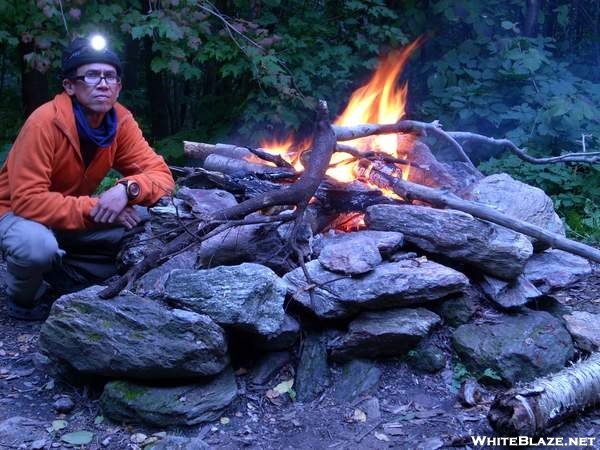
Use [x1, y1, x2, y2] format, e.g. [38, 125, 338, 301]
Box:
[70, 70, 121, 86]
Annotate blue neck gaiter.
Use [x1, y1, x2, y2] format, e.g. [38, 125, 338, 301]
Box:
[72, 98, 117, 148]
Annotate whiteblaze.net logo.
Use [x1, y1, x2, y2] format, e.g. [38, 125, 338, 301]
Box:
[471, 436, 596, 447]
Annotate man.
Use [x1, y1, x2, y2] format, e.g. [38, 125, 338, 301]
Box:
[0, 35, 175, 320]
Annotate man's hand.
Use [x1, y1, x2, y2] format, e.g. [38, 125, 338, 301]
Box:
[115, 206, 141, 230]
[90, 184, 128, 224]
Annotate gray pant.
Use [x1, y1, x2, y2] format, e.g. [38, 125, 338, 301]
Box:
[0, 213, 125, 306]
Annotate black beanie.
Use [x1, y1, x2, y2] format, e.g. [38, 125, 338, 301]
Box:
[61, 37, 122, 77]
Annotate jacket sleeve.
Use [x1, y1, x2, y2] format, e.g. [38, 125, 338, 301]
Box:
[112, 113, 174, 205]
[8, 119, 98, 230]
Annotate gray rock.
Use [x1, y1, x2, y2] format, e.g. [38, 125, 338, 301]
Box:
[39, 286, 229, 379]
[295, 332, 330, 402]
[432, 286, 482, 326]
[53, 396, 75, 413]
[165, 263, 287, 336]
[134, 250, 197, 297]
[333, 359, 382, 402]
[406, 340, 446, 373]
[250, 351, 292, 385]
[523, 249, 592, 295]
[463, 173, 565, 250]
[0, 417, 46, 448]
[253, 314, 300, 351]
[316, 230, 405, 258]
[285, 259, 468, 319]
[318, 234, 382, 275]
[329, 308, 441, 361]
[563, 311, 600, 352]
[479, 274, 542, 309]
[100, 368, 238, 427]
[177, 187, 238, 215]
[146, 436, 211, 450]
[452, 309, 574, 385]
[365, 204, 533, 280]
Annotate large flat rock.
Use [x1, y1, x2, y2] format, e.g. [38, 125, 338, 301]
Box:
[365, 204, 533, 280]
[39, 286, 229, 379]
[284, 258, 468, 319]
[164, 263, 287, 337]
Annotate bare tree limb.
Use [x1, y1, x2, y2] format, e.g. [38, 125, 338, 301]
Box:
[332, 120, 476, 170]
[449, 131, 600, 164]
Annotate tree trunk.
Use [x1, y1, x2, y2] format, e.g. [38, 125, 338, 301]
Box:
[19, 41, 48, 118]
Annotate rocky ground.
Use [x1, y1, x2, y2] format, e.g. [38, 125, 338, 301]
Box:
[2, 264, 600, 450]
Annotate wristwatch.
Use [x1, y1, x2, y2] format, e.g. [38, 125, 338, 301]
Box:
[118, 180, 140, 200]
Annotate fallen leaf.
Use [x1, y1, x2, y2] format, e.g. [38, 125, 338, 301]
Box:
[61, 431, 94, 445]
[52, 419, 68, 431]
[374, 431, 390, 442]
[273, 379, 294, 394]
[94, 415, 104, 425]
[352, 408, 367, 423]
[266, 389, 280, 399]
[220, 417, 230, 425]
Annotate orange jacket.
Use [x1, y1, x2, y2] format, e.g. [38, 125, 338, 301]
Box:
[0, 92, 174, 230]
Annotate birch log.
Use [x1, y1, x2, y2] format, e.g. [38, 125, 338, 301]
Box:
[488, 352, 600, 436]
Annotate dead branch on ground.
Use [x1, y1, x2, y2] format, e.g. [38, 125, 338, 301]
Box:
[488, 352, 600, 436]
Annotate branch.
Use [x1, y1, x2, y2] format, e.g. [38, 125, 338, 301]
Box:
[359, 160, 600, 264]
[332, 120, 476, 170]
[449, 131, 600, 164]
[99, 100, 336, 299]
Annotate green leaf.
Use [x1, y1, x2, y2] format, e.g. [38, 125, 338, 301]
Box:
[61, 431, 94, 445]
[52, 420, 68, 431]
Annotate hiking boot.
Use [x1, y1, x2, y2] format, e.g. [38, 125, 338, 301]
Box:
[5, 297, 52, 321]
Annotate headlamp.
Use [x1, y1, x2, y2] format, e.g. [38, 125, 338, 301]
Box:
[90, 35, 107, 51]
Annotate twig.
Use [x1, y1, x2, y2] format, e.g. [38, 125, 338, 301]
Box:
[332, 120, 476, 170]
[449, 131, 600, 164]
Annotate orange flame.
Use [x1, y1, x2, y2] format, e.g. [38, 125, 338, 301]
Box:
[328, 38, 422, 183]
[259, 136, 306, 171]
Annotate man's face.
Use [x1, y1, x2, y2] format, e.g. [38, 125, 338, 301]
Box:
[63, 63, 121, 116]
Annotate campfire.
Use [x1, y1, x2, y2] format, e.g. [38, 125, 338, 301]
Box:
[37, 40, 600, 439]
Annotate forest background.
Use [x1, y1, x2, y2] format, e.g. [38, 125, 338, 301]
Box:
[2, 0, 600, 242]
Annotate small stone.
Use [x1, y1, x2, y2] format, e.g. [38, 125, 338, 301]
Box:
[130, 433, 147, 443]
[30, 439, 46, 450]
[53, 396, 75, 413]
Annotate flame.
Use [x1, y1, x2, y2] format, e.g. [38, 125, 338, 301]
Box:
[329, 38, 422, 183]
[259, 136, 306, 171]
[261, 39, 422, 192]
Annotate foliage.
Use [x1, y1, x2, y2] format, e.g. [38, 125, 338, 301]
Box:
[480, 154, 600, 244]
[412, 0, 600, 241]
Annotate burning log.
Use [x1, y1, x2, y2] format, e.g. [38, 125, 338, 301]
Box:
[488, 352, 600, 436]
[355, 159, 600, 264]
[202, 154, 297, 180]
[184, 141, 294, 169]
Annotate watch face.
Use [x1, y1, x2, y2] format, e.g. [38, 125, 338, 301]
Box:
[128, 181, 140, 198]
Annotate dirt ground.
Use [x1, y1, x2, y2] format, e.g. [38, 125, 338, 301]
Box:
[2, 266, 600, 450]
